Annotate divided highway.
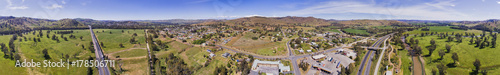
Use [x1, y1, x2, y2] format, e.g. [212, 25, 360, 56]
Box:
[89, 26, 111, 75]
[358, 34, 392, 75]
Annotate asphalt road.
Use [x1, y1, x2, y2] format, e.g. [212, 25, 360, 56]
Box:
[89, 26, 111, 75]
[373, 38, 388, 75]
[358, 34, 392, 75]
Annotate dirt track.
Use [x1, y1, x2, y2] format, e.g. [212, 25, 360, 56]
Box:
[412, 56, 423, 75]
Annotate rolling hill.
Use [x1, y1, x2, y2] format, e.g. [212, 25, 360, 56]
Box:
[196, 16, 409, 27]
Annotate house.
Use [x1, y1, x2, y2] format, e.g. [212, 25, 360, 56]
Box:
[222, 52, 231, 58]
[206, 49, 212, 52]
[307, 50, 312, 52]
[310, 42, 318, 47]
[209, 53, 215, 58]
[202, 43, 207, 46]
[312, 54, 326, 60]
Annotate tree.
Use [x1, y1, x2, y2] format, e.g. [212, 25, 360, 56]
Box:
[470, 37, 474, 44]
[452, 53, 459, 64]
[414, 45, 422, 55]
[299, 62, 309, 71]
[65, 54, 70, 60]
[446, 44, 451, 53]
[481, 70, 488, 75]
[87, 56, 94, 75]
[348, 63, 355, 75]
[415, 39, 419, 44]
[100, 42, 104, 48]
[438, 50, 445, 60]
[42, 49, 51, 59]
[1, 43, 8, 56]
[474, 59, 481, 71]
[52, 34, 57, 40]
[448, 36, 453, 42]
[437, 63, 447, 75]
[14, 53, 21, 61]
[64, 37, 68, 41]
[33, 38, 37, 42]
[430, 39, 436, 45]
[492, 40, 497, 48]
[427, 45, 436, 56]
[432, 69, 437, 75]
[133, 33, 138, 37]
[251, 37, 258, 40]
[119, 43, 124, 48]
[81, 45, 85, 50]
[480, 41, 486, 49]
[129, 37, 136, 44]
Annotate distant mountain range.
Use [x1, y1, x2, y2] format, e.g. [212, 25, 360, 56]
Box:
[0, 16, 216, 32]
[1, 16, 499, 33]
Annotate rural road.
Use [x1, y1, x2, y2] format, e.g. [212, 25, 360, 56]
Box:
[89, 26, 111, 75]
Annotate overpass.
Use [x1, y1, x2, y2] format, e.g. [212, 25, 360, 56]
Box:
[357, 33, 392, 75]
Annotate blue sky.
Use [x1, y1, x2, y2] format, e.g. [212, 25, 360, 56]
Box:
[0, 0, 499, 20]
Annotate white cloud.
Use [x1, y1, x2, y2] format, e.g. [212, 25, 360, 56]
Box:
[244, 14, 262, 17]
[497, 1, 500, 4]
[8, 6, 28, 9]
[287, 1, 467, 20]
[62, 0, 66, 4]
[5, 0, 29, 10]
[46, 4, 63, 9]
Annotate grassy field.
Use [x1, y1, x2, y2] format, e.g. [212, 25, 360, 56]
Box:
[0, 52, 27, 75]
[406, 34, 500, 75]
[154, 36, 244, 75]
[231, 32, 288, 56]
[404, 26, 470, 34]
[343, 28, 370, 35]
[116, 57, 148, 74]
[398, 50, 412, 75]
[328, 29, 341, 33]
[113, 49, 147, 58]
[93, 29, 146, 53]
[0, 29, 147, 74]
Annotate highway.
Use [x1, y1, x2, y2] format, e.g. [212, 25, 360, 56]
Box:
[373, 37, 388, 75]
[88, 26, 111, 75]
[358, 34, 392, 75]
